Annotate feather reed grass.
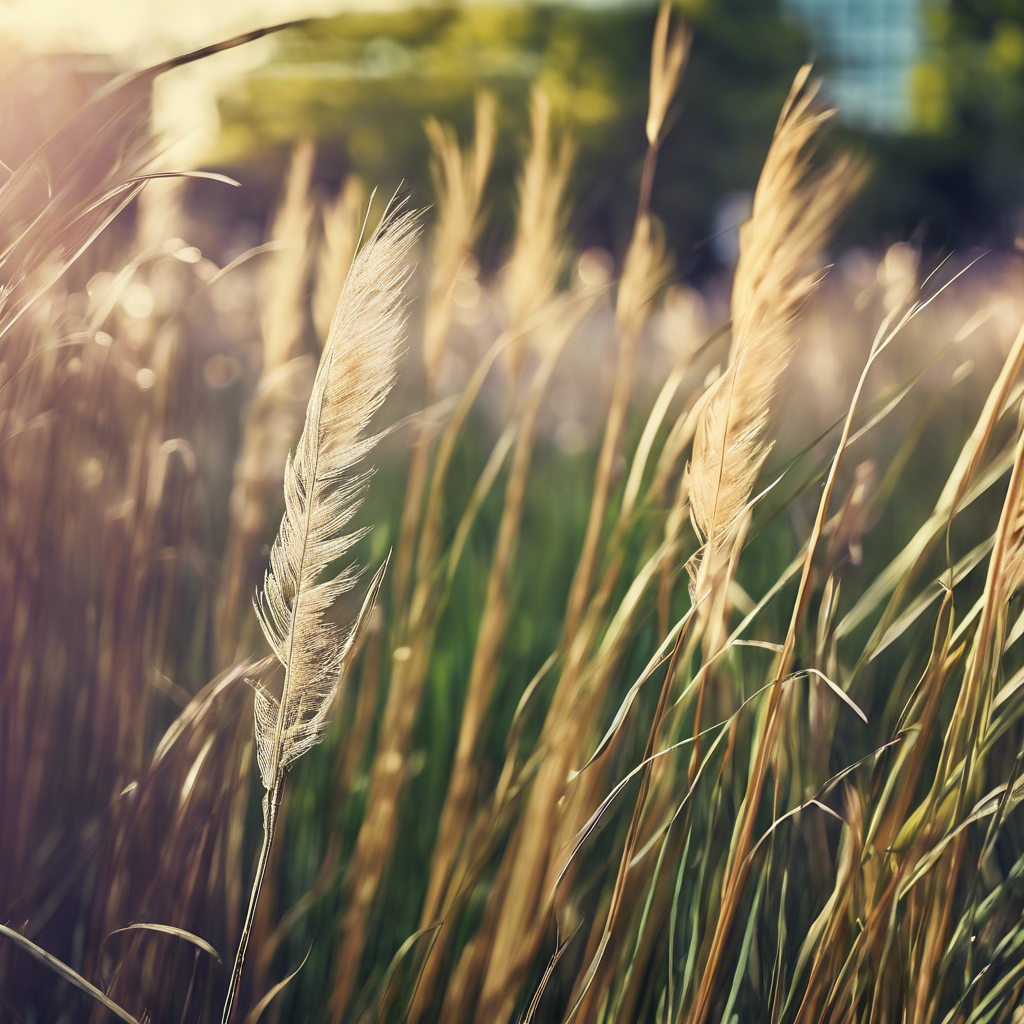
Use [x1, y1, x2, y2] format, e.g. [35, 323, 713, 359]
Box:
[220, 203, 419, 1023]
[504, 87, 575, 381]
[688, 67, 861, 604]
[327, 101, 499, 1021]
[392, 92, 498, 619]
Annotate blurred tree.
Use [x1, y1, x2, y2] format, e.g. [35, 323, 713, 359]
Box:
[915, 0, 1024, 135]
[198, 0, 1024, 267]
[207, 1, 809, 271]
[839, 0, 1024, 250]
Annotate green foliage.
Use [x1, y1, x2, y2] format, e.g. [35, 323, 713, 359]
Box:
[214, 2, 808, 262]
[210, 1, 1024, 254]
[845, 0, 1024, 249]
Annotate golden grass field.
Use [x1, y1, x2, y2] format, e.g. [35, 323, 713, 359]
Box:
[4, 8, 1024, 1024]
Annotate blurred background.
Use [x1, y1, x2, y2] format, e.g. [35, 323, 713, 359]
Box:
[4, 0, 1024, 268]
[5, 0, 1023, 461]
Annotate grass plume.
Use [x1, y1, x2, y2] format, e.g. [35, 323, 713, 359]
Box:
[314, 175, 366, 349]
[504, 87, 575, 380]
[221, 202, 420, 1023]
[689, 67, 861, 598]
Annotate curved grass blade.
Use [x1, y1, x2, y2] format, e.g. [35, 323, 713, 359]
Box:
[242, 945, 312, 1024]
[106, 922, 223, 964]
[0, 924, 141, 1024]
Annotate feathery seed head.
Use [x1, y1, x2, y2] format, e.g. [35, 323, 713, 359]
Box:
[616, 213, 672, 343]
[688, 67, 862, 596]
[423, 92, 498, 389]
[647, 2, 691, 146]
[505, 87, 575, 373]
[261, 139, 317, 373]
[253, 202, 420, 787]
[314, 175, 366, 349]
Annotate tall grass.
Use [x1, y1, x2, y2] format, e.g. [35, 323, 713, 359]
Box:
[4, 7, 1024, 1024]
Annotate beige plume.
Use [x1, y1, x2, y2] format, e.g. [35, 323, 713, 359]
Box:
[260, 139, 317, 372]
[221, 202, 420, 1024]
[647, 1, 691, 146]
[313, 175, 366, 349]
[689, 67, 861, 594]
[253, 202, 419, 784]
[505, 87, 575, 375]
[423, 91, 498, 389]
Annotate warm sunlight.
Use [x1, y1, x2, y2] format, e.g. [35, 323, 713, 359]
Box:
[5, 3, 1024, 1022]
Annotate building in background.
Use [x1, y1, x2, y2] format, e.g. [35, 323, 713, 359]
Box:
[783, 0, 924, 131]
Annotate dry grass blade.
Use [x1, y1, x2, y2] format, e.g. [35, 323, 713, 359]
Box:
[151, 660, 263, 769]
[553, 615, 694, 1024]
[551, 34, 687, 930]
[931, 408, 1024, 814]
[996, 435, 1024, 601]
[393, 93, 497, 614]
[410, 293, 598, 1019]
[687, 67, 861, 1024]
[328, 324, 536, 1024]
[260, 139, 317, 372]
[564, 213, 672, 640]
[106, 922, 223, 964]
[0, 924, 141, 1024]
[221, 203, 420, 1024]
[242, 945, 311, 1024]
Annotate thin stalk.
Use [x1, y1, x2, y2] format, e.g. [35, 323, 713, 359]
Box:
[222, 776, 286, 1024]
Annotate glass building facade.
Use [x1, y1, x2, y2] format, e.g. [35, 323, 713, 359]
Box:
[783, 0, 924, 131]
